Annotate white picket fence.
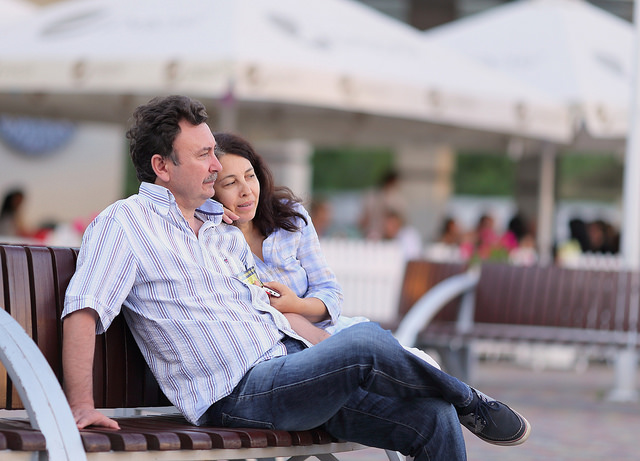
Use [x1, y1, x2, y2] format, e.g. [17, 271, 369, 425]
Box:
[320, 238, 406, 324]
[558, 252, 625, 271]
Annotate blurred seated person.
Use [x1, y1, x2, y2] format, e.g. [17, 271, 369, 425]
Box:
[0, 188, 29, 237]
[381, 208, 423, 261]
[358, 169, 406, 240]
[438, 216, 463, 246]
[505, 213, 537, 266]
[309, 197, 333, 238]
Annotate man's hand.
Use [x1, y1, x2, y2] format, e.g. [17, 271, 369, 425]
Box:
[72, 405, 120, 430]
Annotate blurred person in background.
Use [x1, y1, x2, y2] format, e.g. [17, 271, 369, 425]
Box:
[587, 219, 619, 254]
[358, 169, 407, 240]
[381, 207, 423, 261]
[309, 197, 333, 238]
[438, 216, 463, 246]
[0, 188, 29, 237]
[505, 213, 537, 266]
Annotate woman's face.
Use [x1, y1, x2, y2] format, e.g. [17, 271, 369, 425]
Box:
[213, 154, 260, 225]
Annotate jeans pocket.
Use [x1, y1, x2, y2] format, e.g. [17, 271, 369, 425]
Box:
[221, 412, 276, 429]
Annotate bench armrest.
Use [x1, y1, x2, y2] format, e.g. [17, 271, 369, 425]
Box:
[0, 309, 87, 461]
[394, 268, 480, 347]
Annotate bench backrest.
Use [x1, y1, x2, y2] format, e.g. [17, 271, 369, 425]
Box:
[0, 244, 168, 411]
[474, 262, 640, 342]
[395, 260, 469, 326]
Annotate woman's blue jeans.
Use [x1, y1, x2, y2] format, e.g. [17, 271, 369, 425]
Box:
[204, 322, 470, 460]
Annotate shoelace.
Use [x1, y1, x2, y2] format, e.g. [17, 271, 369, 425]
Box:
[468, 393, 498, 431]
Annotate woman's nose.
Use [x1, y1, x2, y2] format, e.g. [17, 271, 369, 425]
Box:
[239, 181, 251, 196]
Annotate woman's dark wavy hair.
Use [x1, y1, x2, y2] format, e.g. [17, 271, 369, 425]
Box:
[213, 132, 307, 236]
[126, 95, 209, 183]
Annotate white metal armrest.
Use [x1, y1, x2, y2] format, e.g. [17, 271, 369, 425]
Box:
[0, 309, 86, 461]
[394, 268, 480, 348]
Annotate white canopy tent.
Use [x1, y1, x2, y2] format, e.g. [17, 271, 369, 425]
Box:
[425, 0, 632, 142]
[425, 0, 635, 264]
[0, 0, 35, 24]
[0, 0, 572, 147]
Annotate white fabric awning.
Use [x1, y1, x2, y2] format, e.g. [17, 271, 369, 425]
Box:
[425, 0, 633, 140]
[0, 0, 572, 143]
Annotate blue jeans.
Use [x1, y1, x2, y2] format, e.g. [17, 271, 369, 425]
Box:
[204, 322, 470, 460]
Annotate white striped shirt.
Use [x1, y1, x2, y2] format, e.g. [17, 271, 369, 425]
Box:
[63, 182, 302, 425]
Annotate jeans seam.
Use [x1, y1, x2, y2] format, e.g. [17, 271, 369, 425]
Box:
[236, 364, 365, 401]
[338, 404, 436, 461]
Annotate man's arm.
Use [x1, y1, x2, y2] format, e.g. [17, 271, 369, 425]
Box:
[62, 308, 120, 430]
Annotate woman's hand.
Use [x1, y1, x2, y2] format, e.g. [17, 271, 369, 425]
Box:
[263, 281, 302, 313]
[221, 206, 239, 224]
[263, 281, 330, 323]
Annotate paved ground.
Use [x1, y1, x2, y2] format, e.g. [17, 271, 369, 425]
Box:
[335, 359, 640, 461]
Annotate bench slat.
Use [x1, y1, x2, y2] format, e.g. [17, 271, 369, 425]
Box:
[78, 432, 113, 453]
[112, 417, 214, 450]
[2, 246, 32, 409]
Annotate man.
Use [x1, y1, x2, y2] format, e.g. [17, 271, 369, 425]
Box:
[62, 95, 529, 460]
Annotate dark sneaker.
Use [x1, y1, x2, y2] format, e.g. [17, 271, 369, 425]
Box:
[457, 389, 531, 446]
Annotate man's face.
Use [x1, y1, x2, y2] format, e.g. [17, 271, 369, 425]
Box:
[165, 121, 222, 211]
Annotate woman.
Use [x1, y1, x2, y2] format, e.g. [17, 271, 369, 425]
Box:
[212, 133, 440, 367]
[212, 132, 346, 344]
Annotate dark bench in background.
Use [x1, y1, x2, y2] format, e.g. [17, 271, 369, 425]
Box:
[0, 243, 401, 461]
[395, 260, 640, 400]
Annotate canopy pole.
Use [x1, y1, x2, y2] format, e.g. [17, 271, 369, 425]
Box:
[621, 0, 640, 271]
[536, 143, 556, 266]
[608, 0, 640, 403]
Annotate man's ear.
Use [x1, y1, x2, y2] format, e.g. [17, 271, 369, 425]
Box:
[151, 154, 170, 183]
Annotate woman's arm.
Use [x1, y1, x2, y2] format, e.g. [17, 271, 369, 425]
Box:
[264, 281, 329, 322]
[283, 313, 331, 345]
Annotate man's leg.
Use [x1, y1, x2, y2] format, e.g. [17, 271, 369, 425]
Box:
[206, 323, 466, 459]
[205, 322, 528, 449]
[322, 389, 467, 461]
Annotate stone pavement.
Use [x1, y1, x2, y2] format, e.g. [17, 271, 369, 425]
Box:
[336, 359, 640, 461]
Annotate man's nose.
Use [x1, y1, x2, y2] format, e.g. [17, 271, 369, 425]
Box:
[211, 155, 222, 172]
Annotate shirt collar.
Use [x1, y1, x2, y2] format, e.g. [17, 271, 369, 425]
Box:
[139, 182, 223, 225]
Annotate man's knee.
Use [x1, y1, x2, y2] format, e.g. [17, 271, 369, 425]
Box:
[332, 322, 401, 362]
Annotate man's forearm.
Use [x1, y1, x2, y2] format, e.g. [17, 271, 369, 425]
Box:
[62, 308, 120, 429]
[62, 308, 98, 409]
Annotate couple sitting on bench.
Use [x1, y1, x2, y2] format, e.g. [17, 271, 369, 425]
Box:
[62, 95, 530, 460]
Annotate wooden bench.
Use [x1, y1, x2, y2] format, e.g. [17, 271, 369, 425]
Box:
[0, 243, 402, 461]
[395, 261, 640, 400]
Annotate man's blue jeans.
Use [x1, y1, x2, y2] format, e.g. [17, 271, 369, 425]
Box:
[204, 322, 470, 460]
